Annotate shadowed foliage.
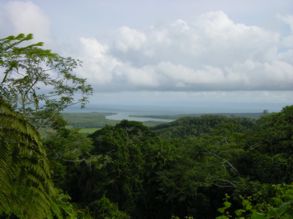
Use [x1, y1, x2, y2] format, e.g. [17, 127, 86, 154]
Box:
[0, 98, 76, 218]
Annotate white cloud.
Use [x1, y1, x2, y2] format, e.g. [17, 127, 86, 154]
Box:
[115, 26, 147, 52]
[1, 1, 50, 42]
[76, 11, 293, 92]
[79, 37, 119, 84]
[79, 37, 159, 90]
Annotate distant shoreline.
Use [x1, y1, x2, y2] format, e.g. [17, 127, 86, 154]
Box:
[128, 112, 263, 120]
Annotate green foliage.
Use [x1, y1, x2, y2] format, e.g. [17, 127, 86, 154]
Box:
[86, 121, 150, 215]
[236, 106, 293, 183]
[0, 33, 93, 218]
[153, 115, 254, 139]
[0, 33, 92, 120]
[44, 127, 93, 189]
[89, 196, 130, 219]
[217, 184, 293, 219]
[78, 118, 244, 218]
[0, 98, 75, 218]
[247, 105, 293, 155]
[40, 107, 293, 218]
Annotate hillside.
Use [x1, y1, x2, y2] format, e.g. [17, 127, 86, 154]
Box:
[42, 106, 293, 218]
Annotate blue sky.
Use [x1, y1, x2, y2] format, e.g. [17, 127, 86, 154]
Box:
[1, 0, 293, 112]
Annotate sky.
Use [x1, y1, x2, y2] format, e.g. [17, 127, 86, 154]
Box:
[1, 0, 293, 113]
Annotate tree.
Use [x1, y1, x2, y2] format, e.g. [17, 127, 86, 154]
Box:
[0, 33, 92, 125]
[236, 106, 293, 183]
[89, 196, 130, 219]
[0, 33, 92, 218]
[217, 184, 293, 219]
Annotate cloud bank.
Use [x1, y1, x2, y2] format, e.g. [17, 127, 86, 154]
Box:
[78, 11, 293, 91]
[1, 2, 292, 92]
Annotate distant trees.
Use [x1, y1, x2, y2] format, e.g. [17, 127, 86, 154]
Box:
[236, 106, 293, 184]
[57, 118, 250, 218]
[63, 111, 292, 218]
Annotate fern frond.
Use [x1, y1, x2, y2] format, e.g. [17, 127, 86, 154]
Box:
[0, 98, 76, 218]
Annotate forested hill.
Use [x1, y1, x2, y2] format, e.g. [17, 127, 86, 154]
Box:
[152, 115, 255, 138]
[42, 105, 293, 219]
[1, 101, 293, 218]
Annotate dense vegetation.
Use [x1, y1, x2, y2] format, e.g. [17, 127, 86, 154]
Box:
[1, 34, 292, 218]
[43, 108, 293, 219]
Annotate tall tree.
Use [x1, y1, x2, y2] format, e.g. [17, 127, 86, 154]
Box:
[0, 33, 92, 218]
[0, 33, 92, 127]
